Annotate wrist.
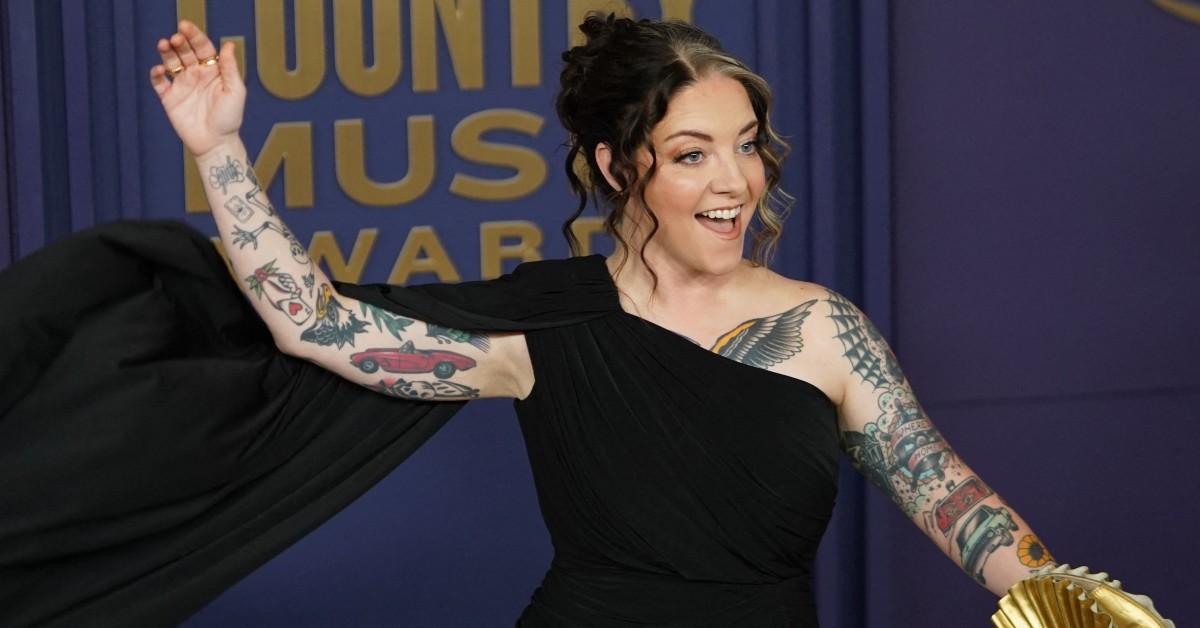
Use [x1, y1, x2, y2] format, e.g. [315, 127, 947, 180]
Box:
[193, 135, 244, 164]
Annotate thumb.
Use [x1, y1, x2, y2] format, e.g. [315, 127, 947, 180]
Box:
[218, 40, 243, 90]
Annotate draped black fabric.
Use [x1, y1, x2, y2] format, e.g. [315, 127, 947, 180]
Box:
[0, 220, 841, 627]
[514, 312, 839, 626]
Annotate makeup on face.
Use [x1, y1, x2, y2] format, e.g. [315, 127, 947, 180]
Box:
[636, 73, 766, 272]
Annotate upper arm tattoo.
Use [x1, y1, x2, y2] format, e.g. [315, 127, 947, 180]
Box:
[710, 299, 817, 369]
[827, 291, 958, 516]
[825, 291, 904, 389]
[826, 291, 1051, 584]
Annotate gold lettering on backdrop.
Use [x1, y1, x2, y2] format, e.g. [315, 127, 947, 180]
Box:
[570, 217, 607, 256]
[412, 0, 484, 92]
[480, 220, 543, 279]
[389, 226, 461, 283]
[309, 228, 379, 282]
[255, 122, 316, 208]
[510, 0, 541, 87]
[187, 122, 314, 213]
[660, 0, 696, 22]
[1150, 0, 1200, 25]
[334, 0, 403, 96]
[450, 109, 547, 201]
[256, 0, 326, 100]
[176, 0, 206, 30]
[335, 116, 436, 205]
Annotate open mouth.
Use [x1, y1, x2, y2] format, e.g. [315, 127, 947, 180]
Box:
[694, 205, 742, 237]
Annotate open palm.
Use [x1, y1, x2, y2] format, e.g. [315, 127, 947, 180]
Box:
[149, 20, 245, 157]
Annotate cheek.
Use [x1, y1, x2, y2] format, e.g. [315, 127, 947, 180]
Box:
[643, 172, 707, 218]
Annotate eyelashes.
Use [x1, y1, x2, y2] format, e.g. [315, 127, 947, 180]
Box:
[672, 140, 760, 165]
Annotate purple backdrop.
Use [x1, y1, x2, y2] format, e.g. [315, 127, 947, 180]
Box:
[886, 2, 1199, 626]
[0, 1, 1195, 626]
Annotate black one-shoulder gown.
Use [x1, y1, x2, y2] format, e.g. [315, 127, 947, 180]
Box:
[0, 221, 840, 627]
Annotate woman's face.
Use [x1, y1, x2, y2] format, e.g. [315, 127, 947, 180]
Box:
[626, 72, 766, 277]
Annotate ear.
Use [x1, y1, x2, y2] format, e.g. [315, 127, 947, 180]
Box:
[594, 143, 623, 192]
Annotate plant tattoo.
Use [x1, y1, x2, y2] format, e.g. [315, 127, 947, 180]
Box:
[426, 324, 491, 352]
[360, 302, 415, 341]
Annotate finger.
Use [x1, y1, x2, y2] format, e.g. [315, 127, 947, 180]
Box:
[149, 65, 171, 96]
[217, 40, 242, 87]
[157, 38, 183, 74]
[170, 31, 198, 68]
[179, 20, 218, 62]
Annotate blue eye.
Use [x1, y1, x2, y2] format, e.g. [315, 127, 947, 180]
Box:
[675, 151, 704, 165]
[739, 140, 760, 154]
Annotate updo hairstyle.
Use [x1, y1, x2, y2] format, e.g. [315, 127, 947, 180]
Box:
[557, 13, 792, 270]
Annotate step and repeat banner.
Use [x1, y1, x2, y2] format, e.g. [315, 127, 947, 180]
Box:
[146, 0, 733, 286]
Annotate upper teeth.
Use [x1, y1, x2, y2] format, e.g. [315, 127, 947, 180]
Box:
[699, 206, 742, 220]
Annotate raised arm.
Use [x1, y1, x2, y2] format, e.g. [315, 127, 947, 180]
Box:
[149, 21, 531, 401]
[815, 290, 1054, 595]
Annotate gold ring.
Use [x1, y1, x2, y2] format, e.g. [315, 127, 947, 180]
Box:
[199, 55, 219, 66]
[167, 65, 185, 76]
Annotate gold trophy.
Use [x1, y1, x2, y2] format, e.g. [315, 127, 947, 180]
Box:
[993, 565, 1174, 627]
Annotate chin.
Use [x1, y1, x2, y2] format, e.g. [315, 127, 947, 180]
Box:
[696, 245, 746, 276]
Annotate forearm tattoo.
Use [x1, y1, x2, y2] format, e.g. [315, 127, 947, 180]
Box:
[371, 377, 480, 400]
[208, 155, 244, 194]
[211, 153, 491, 399]
[243, 259, 314, 325]
[1016, 533, 1054, 569]
[827, 290, 1032, 584]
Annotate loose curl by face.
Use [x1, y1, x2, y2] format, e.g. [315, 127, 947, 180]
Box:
[557, 14, 792, 278]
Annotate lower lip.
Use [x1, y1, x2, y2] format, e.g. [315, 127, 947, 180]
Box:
[694, 211, 742, 240]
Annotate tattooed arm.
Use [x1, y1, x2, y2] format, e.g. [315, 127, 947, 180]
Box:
[819, 290, 1055, 596]
[149, 21, 531, 401]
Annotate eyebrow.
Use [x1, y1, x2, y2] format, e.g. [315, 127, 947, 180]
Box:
[663, 120, 758, 143]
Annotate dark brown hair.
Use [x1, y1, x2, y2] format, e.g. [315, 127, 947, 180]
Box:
[557, 13, 792, 276]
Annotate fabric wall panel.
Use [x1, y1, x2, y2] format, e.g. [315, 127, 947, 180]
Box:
[890, 1, 1198, 625]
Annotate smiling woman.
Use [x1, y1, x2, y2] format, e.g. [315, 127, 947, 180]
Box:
[5, 8, 1164, 628]
[556, 14, 792, 285]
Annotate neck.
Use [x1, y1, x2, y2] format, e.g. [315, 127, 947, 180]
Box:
[606, 241, 749, 320]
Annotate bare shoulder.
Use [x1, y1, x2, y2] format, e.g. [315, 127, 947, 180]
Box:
[739, 269, 853, 404]
[759, 269, 828, 302]
[748, 266, 836, 313]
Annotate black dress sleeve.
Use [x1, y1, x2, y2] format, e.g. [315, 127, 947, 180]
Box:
[0, 220, 614, 628]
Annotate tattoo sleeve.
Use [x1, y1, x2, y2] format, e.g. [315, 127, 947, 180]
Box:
[196, 138, 498, 402]
[826, 290, 1055, 593]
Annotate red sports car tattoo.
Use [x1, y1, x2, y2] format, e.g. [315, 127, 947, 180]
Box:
[350, 341, 476, 379]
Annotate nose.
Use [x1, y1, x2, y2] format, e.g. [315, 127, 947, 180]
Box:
[710, 152, 749, 198]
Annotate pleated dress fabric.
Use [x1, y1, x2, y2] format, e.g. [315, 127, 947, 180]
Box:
[0, 221, 840, 627]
